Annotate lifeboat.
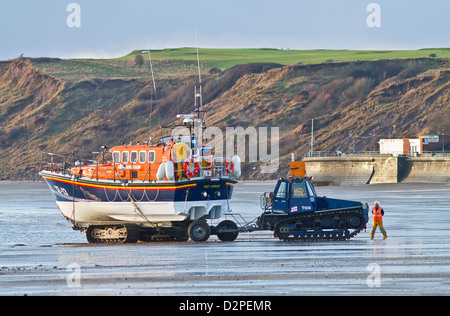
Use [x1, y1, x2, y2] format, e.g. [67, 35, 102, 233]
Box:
[39, 99, 241, 244]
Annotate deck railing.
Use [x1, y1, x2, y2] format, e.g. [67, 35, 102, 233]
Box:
[40, 151, 235, 181]
[40, 152, 69, 175]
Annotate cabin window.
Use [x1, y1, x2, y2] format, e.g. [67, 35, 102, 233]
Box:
[139, 151, 147, 163]
[291, 179, 307, 198]
[122, 151, 129, 163]
[113, 151, 120, 163]
[131, 151, 138, 163]
[276, 181, 287, 198]
[306, 180, 316, 197]
[148, 150, 156, 163]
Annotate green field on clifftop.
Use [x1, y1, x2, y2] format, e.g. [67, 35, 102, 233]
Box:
[121, 47, 450, 69]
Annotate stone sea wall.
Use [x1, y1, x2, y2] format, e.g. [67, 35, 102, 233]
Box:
[401, 157, 450, 184]
[304, 156, 450, 185]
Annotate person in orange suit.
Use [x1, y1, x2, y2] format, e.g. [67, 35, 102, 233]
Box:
[370, 201, 387, 239]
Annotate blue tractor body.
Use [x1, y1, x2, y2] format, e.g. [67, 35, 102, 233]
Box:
[258, 176, 369, 241]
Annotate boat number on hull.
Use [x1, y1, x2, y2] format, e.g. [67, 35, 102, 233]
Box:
[54, 185, 69, 196]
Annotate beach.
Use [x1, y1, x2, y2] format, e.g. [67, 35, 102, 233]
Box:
[1, 181, 450, 296]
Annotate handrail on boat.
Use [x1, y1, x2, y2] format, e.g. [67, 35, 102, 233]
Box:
[40, 150, 236, 183]
[40, 152, 69, 175]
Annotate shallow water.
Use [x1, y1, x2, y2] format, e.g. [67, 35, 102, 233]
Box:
[1, 181, 450, 295]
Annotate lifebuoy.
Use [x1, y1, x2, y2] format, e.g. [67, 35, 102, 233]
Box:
[225, 157, 234, 174]
[183, 159, 200, 178]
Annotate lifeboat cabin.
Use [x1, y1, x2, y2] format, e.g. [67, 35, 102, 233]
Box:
[70, 138, 238, 182]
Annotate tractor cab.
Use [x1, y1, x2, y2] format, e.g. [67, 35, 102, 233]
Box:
[273, 161, 316, 214]
[272, 176, 317, 214]
[261, 161, 317, 214]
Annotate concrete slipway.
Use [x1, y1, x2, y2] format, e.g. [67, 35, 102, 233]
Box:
[0, 181, 449, 296]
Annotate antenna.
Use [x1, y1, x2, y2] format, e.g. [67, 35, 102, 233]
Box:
[146, 40, 157, 93]
[145, 40, 162, 138]
[193, 28, 205, 156]
[194, 28, 203, 116]
[194, 27, 202, 86]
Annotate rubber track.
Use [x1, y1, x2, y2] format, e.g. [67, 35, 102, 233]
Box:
[275, 209, 366, 242]
[86, 225, 140, 244]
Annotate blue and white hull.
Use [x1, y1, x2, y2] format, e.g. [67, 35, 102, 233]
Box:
[40, 170, 236, 228]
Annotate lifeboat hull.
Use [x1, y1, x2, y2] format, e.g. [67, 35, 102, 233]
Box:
[40, 170, 236, 228]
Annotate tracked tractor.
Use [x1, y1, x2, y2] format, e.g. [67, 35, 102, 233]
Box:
[256, 161, 369, 241]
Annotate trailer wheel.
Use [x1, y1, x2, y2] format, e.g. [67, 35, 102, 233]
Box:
[188, 220, 211, 242]
[217, 220, 239, 242]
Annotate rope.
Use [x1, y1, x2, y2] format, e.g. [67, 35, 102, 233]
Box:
[129, 194, 156, 228]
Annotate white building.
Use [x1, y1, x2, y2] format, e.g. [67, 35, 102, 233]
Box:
[379, 138, 422, 156]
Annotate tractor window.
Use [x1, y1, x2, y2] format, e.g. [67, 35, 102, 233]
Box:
[276, 181, 287, 198]
[291, 179, 307, 198]
[306, 180, 317, 197]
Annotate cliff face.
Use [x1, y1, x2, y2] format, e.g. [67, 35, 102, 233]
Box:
[0, 59, 147, 179]
[0, 59, 64, 179]
[0, 57, 448, 180]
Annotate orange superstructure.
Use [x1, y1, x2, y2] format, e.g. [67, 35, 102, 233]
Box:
[71, 144, 172, 181]
[70, 142, 219, 182]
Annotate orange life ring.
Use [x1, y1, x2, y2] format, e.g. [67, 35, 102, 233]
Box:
[225, 157, 234, 174]
[183, 159, 200, 178]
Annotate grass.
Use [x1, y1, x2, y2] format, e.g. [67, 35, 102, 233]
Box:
[120, 47, 450, 69]
[31, 47, 450, 81]
[32, 58, 201, 81]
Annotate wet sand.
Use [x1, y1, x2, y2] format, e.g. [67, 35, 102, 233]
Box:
[1, 182, 450, 296]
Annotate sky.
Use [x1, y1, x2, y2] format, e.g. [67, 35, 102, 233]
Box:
[0, 0, 449, 60]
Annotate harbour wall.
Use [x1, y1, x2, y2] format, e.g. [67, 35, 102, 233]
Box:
[303, 156, 450, 185]
[400, 157, 450, 184]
